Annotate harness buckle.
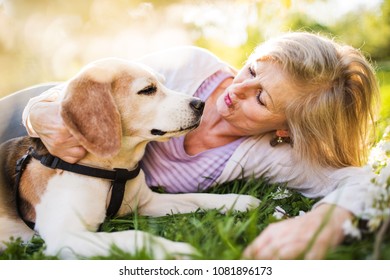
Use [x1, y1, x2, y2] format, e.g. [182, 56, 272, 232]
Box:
[15, 148, 34, 173]
[15, 154, 31, 173]
[113, 168, 130, 183]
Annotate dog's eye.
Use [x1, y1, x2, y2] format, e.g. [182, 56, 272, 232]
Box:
[138, 85, 157, 95]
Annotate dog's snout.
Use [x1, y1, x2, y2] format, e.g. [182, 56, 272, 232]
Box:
[189, 99, 205, 116]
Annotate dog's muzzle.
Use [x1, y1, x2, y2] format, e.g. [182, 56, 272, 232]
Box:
[151, 98, 205, 136]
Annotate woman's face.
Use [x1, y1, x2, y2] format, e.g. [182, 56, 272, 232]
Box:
[216, 60, 298, 136]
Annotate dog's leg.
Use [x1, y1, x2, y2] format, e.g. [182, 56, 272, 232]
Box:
[121, 178, 260, 217]
[42, 230, 196, 259]
[35, 174, 196, 259]
[138, 188, 261, 216]
[140, 193, 260, 216]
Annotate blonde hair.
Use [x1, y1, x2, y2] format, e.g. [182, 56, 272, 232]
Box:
[250, 32, 380, 168]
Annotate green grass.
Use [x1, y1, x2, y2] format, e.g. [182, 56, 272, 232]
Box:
[1, 178, 389, 260]
[377, 69, 390, 138]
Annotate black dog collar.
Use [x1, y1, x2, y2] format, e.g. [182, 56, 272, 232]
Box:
[15, 147, 141, 230]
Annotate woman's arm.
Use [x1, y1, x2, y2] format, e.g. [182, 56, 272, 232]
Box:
[23, 84, 87, 163]
[0, 83, 58, 143]
[220, 134, 374, 216]
[221, 135, 373, 259]
[28, 100, 87, 163]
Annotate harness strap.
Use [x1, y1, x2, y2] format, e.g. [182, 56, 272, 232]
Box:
[15, 147, 141, 230]
[14, 151, 36, 230]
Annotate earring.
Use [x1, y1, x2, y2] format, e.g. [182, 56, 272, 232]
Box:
[270, 135, 292, 147]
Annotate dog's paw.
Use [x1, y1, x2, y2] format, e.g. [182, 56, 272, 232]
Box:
[221, 194, 261, 213]
[153, 237, 198, 259]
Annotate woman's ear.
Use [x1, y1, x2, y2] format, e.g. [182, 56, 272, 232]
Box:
[60, 76, 122, 158]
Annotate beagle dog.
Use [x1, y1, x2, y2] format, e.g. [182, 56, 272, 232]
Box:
[0, 58, 260, 259]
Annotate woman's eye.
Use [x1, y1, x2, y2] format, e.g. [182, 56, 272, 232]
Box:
[256, 90, 265, 106]
[138, 85, 157, 95]
[248, 66, 256, 77]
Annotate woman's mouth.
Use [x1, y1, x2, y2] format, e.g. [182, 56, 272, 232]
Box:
[224, 93, 233, 107]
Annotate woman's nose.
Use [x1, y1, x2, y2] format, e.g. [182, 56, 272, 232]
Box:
[230, 82, 251, 99]
[230, 79, 259, 99]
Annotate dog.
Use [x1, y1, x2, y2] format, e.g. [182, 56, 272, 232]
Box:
[0, 58, 260, 259]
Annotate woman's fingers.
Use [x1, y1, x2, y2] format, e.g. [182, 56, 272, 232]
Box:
[243, 228, 273, 259]
[243, 204, 352, 260]
[45, 143, 87, 164]
[29, 101, 86, 162]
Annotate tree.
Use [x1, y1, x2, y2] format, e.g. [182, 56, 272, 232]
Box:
[330, 0, 390, 61]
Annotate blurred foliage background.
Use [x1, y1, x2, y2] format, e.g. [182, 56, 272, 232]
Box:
[1, 0, 390, 261]
[0, 0, 389, 98]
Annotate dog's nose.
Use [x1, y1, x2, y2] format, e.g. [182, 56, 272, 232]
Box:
[189, 99, 205, 116]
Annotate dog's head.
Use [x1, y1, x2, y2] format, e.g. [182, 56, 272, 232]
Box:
[60, 58, 204, 158]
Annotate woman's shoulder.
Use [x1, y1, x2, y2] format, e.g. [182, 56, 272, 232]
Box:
[136, 46, 224, 73]
[136, 46, 229, 94]
[139, 45, 220, 60]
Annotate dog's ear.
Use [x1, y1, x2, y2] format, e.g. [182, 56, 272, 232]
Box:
[60, 76, 122, 158]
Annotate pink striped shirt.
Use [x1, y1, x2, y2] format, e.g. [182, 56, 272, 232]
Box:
[141, 70, 245, 193]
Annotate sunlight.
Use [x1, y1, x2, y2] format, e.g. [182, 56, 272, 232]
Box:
[178, 2, 256, 47]
[0, 0, 386, 97]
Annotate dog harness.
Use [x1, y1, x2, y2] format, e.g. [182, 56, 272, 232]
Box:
[15, 147, 141, 230]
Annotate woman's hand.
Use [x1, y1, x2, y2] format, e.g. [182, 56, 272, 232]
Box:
[28, 101, 86, 163]
[243, 204, 352, 259]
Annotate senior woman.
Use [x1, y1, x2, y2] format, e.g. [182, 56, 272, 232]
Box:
[13, 32, 380, 259]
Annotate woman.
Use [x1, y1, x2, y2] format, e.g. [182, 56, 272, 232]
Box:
[19, 32, 380, 259]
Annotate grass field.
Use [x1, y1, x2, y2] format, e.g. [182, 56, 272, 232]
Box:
[0, 180, 321, 260]
[1, 70, 389, 260]
[1, 179, 389, 260]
